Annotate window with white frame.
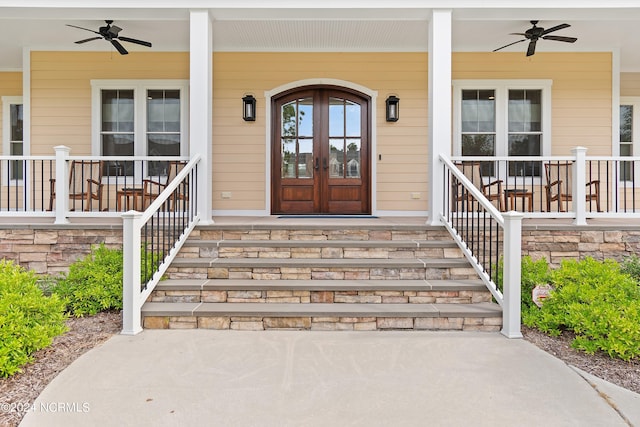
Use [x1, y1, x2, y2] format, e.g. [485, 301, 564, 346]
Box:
[453, 80, 552, 179]
[2, 96, 24, 181]
[91, 80, 188, 177]
[619, 98, 640, 182]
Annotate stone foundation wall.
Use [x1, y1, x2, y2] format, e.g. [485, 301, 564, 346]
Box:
[522, 227, 640, 267]
[0, 224, 638, 276]
[0, 227, 123, 275]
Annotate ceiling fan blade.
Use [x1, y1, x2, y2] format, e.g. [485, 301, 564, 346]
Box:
[493, 39, 526, 52]
[118, 36, 152, 48]
[110, 39, 129, 55]
[526, 40, 537, 57]
[66, 24, 100, 35]
[541, 23, 570, 35]
[542, 35, 578, 43]
[75, 37, 102, 44]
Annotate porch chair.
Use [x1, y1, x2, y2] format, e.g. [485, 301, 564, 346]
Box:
[49, 160, 104, 211]
[141, 161, 187, 209]
[454, 161, 504, 211]
[544, 161, 601, 212]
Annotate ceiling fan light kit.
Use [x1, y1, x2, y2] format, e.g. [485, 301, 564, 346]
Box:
[493, 20, 577, 57]
[66, 20, 152, 55]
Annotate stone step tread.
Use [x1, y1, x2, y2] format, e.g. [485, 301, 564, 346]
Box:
[141, 302, 501, 318]
[171, 257, 470, 268]
[196, 223, 446, 232]
[183, 239, 457, 248]
[154, 279, 487, 292]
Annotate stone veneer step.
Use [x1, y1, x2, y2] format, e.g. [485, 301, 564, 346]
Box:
[152, 278, 486, 292]
[142, 302, 501, 317]
[141, 302, 502, 331]
[170, 257, 470, 269]
[182, 239, 459, 248]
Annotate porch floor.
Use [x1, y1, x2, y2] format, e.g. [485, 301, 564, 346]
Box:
[0, 214, 638, 231]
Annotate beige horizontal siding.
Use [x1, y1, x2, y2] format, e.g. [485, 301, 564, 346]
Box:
[453, 52, 613, 156]
[30, 51, 188, 155]
[24, 50, 614, 214]
[212, 52, 429, 212]
[621, 73, 640, 97]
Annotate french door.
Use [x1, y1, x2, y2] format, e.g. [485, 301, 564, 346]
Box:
[272, 87, 370, 214]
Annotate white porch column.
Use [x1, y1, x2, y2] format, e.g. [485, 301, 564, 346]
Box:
[121, 210, 143, 335]
[190, 10, 213, 224]
[572, 146, 588, 226]
[428, 9, 452, 226]
[502, 211, 523, 339]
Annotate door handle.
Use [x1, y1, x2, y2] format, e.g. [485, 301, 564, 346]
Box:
[323, 158, 328, 170]
[314, 157, 319, 170]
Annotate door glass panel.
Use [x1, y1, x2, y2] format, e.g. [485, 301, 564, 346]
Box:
[298, 139, 313, 178]
[346, 101, 361, 137]
[281, 98, 314, 179]
[329, 98, 345, 137]
[282, 102, 297, 137]
[346, 139, 361, 178]
[298, 98, 313, 137]
[282, 139, 296, 178]
[329, 139, 344, 178]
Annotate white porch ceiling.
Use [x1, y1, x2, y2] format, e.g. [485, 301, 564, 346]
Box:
[0, 5, 639, 70]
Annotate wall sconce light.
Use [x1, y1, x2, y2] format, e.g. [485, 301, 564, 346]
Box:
[243, 94, 256, 121]
[385, 95, 399, 122]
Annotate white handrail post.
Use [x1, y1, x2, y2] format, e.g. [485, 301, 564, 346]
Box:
[572, 146, 588, 225]
[53, 146, 70, 224]
[501, 211, 523, 339]
[122, 210, 143, 335]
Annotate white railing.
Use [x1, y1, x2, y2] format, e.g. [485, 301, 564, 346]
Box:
[452, 146, 640, 224]
[121, 154, 201, 335]
[0, 145, 192, 221]
[440, 154, 522, 338]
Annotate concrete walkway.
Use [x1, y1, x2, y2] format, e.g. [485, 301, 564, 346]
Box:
[20, 331, 640, 427]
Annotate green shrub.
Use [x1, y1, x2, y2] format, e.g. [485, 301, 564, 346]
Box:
[0, 260, 67, 377]
[620, 253, 640, 284]
[494, 255, 551, 308]
[525, 257, 640, 361]
[52, 244, 124, 317]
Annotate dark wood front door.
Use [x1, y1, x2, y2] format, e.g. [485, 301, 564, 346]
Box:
[272, 87, 370, 215]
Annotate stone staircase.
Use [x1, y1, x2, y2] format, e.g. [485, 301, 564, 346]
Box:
[141, 222, 502, 331]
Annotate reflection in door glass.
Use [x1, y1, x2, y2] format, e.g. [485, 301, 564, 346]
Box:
[298, 139, 313, 178]
[329, 139, 344, 178]
[281, 139, 296, 178]
[281, 98, 314, 179]
[281, 102, 297, 137]
[346, 139, 361, 178]
[345, 101, 361, 137]
[298, 98, 313, 137]
[329, 98, 345, 137]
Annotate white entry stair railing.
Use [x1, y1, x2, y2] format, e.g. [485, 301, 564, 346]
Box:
[121, 154, 201, 335]
[440, 154, 523, 338]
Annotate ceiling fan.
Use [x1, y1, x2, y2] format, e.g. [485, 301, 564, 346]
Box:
[66, 20, 152, 55]
[493, 20, 577, 57]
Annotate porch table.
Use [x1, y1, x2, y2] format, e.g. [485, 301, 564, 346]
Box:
[117, 187, 144, 211]
[504, 188, 533, 212]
